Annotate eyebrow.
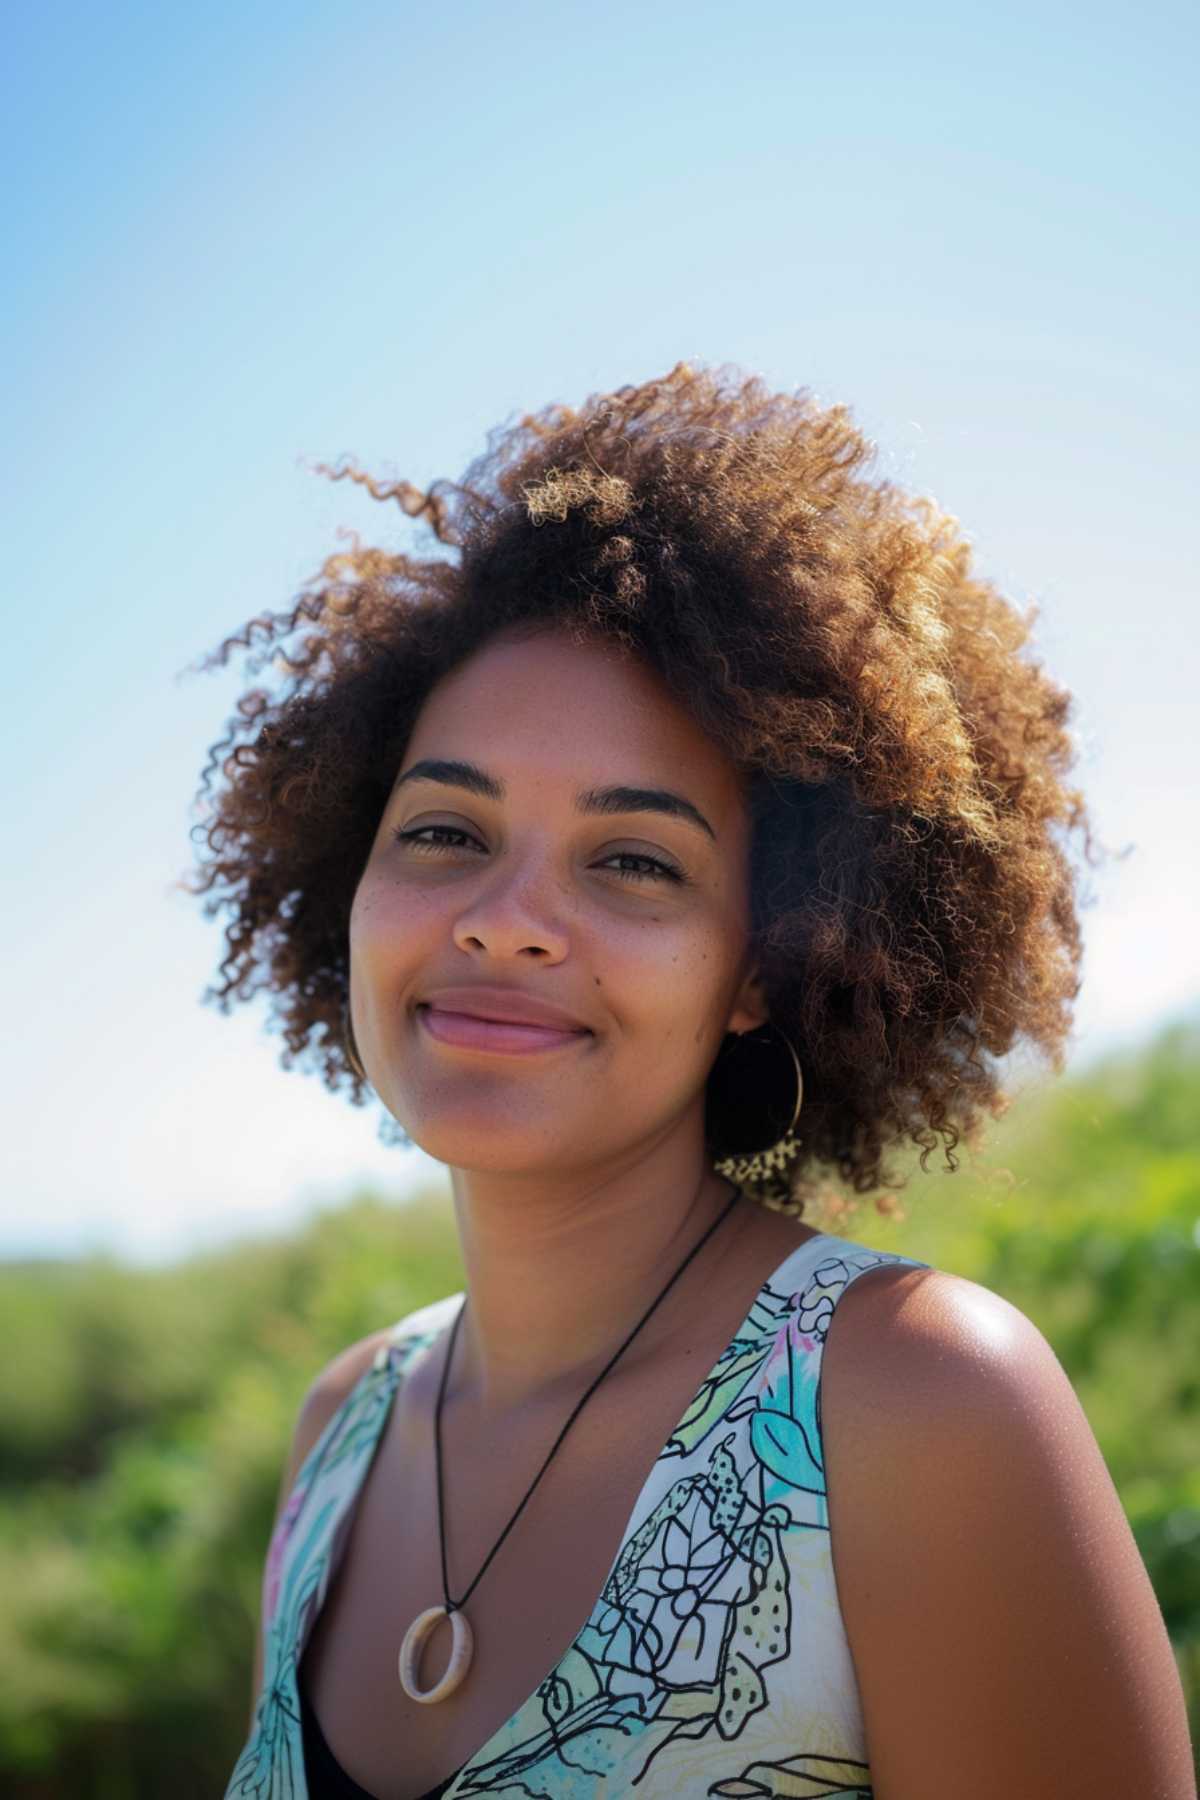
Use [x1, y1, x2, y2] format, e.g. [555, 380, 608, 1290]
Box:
[391, 757, 717, 842]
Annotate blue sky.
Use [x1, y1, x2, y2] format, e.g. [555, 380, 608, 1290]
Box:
[3, 0, 1196, 1261]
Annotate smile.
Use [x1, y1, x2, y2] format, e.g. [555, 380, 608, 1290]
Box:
[416, 1005, 592, 1056]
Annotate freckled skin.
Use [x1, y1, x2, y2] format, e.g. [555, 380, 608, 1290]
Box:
[346, 624, 779, 1405]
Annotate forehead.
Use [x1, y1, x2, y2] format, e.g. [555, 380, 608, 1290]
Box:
[405, 629, 748, 821]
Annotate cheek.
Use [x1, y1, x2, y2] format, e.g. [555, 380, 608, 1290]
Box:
[349, 872, 419, 980]
[621, 915, 739, 1028]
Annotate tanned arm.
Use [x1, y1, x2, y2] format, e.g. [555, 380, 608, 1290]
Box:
[821, 1266, 1196, 1799]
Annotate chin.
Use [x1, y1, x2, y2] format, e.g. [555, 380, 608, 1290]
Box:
[392, 1110, 567, 1174]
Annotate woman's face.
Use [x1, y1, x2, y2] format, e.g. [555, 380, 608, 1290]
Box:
[349, 626, 768, 1177]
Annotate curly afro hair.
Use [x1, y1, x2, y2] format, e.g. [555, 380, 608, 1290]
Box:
[185, 360, 1099, 1216]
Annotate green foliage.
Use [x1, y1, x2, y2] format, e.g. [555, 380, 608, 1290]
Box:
[0, 1188, 464, 1796]
[2, 1019, 1197, 1794]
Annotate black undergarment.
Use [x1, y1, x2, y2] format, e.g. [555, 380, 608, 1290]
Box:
[299, 1678, 466, 1800]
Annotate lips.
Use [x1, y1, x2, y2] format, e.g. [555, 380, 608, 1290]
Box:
[417, 986, 591, 1033]
[417, 1005, 590, 1056]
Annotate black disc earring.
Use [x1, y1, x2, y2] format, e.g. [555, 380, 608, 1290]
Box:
[709, 1020, 804, 1212]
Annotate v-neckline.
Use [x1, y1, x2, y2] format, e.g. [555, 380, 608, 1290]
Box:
[312, 1226, 834, 1799]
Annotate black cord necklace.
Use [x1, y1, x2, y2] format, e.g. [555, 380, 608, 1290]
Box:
[396, 1185, 743, 1703]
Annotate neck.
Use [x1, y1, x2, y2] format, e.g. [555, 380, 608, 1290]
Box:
[443, 1138, 745, 1413]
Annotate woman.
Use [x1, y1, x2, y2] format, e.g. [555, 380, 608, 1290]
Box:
[192, 364, 1194, 1797]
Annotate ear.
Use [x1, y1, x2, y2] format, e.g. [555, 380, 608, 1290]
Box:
[725, 966, 770, 1037]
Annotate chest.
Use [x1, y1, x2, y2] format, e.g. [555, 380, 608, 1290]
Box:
[301, 1356, 704, 1800]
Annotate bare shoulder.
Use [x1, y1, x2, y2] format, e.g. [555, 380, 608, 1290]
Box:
[292, 1325, 398, 1466]
[249, 1324, 397, 1722]
[821, 1264, 1196, 1799]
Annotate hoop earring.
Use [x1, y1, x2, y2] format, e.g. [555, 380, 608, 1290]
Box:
[710, 1020, 804, 1214]
[343, 1003, 369, 1085]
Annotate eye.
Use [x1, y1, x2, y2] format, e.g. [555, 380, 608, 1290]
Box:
[602, 850, 684, 884]
[394, 824, 483, 855]
[392, 825, 685, 884]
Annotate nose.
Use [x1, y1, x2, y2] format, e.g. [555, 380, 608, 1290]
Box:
[450, 844, 571, 962]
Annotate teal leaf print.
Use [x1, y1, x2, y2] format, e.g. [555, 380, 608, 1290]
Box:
[750, 1408, 822, 1492]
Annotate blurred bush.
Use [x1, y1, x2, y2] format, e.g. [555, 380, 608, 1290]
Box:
[0, 1190, 464, 1796]
[1, 1017, 1196, 1795]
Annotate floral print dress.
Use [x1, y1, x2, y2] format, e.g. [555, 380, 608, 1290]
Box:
[227, 1229, 930, 1799]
